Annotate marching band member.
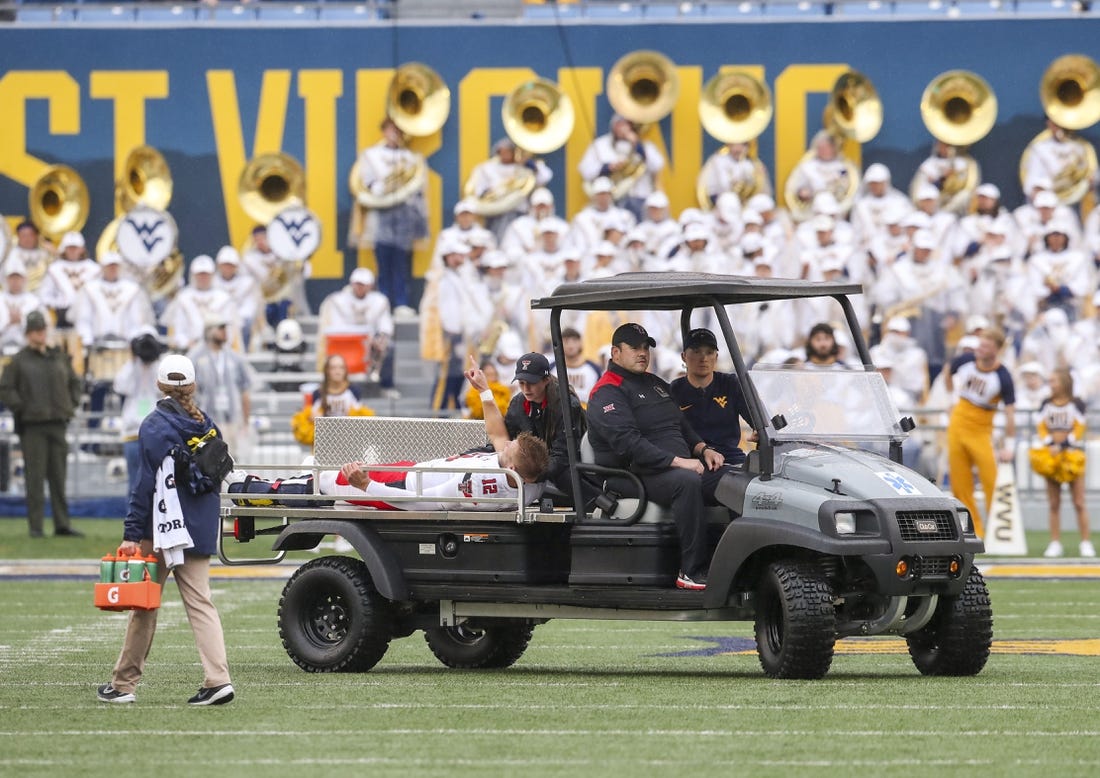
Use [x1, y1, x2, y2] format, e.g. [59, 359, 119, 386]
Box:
[213, 247, 260, 352]
[430, 199, 495, 272]
[74, 252, 155, 356]
[953, 183, 1023, 264]
[0, 258, 47, 355]
[317, 267, 395, 388]
[794, 192, 855, 255]
[1026, 219, 1093, 321]
[480, 250, 532, 352]
[869, 317, 930, 406]
[38, 230, 100, 370]
[466, 138, 552, 243]
[633, 191, 681, 259]
[912, 183, 959, 257]
[355, 117, 430, 318]
[850, 163, 910, 247]
[709, 193, 743, 257]
[1015, 188, 1081, 258]
[968, 246, 1035, 348]
[160, 255, 236, 353]
[786, 131, 858, 218]
[569, 176, 637, 254]
[587, 240, 631, 279]
[520, 217, 571, 292]
[914, 140, 975, 216]
[699, 141, 772, 206]
[432, 238, 492, 411]
[578, 114, 665, 221]
[4, 221, 53, 291]
[747, 193, 794, 255]
[500, 187, 556, 264]
[241, 225, 292, 331]
[1023, 118, 1099, 198]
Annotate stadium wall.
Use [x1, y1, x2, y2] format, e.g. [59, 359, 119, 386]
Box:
[0, 18, 1096, 302]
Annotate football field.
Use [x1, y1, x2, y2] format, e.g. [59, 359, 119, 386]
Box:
[2, 569, 1099, 777]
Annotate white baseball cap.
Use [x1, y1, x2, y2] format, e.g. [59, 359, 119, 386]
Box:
[644, 191, 670, 209]
[58, 231, 85, 251]
[349, 267, 375, 286]
[684, 223, 710, 243]
[276, 319, 304, 351]
[538, 217, 569, 235]
[912, 230, 937, 251]
[216, 246, 241, 266]
[747, 193, 775, 213]
[190, 255, 216, 276]
[480, 250, 511, 269]
[530, 187, 554, 207]
[5, 257, 28, 277]
[864, 162, 890, 183]
[157, 354, 196, 387]
[740, 233, 765, 255]
[741, 209, 764, 226]
[976, 183, 1001, 200]
[886, 316, 911, 333]
[1034, 190, 1059, 209]
[812, 215, 835, 233]
[98, 251, 122, 267]
[453, 198, 477, 215]
[916, 183, 941, 202]
[812, 191, 840, 215]
[591, 177, 613, 195]
[595, 240, 618, 257]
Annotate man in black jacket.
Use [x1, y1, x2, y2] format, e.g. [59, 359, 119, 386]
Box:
[586, 323, 731, 590]
[504, 352, 587, 501]
[0, 311, 83, 537]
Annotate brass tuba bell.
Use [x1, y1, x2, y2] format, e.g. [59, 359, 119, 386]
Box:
[116, 145, 173, 212]
[29, 164, 89, 244]
[699, 70, 773, 144]
[606, 49, 681, 128]
[502, 78, 575, 156]
[238, 152, 306, 225]
[1040, 53, 1100, 131]
[824, 69, 883, 143]
[920, 70, 998, 147]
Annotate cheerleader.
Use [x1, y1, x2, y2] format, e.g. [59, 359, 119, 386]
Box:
[1030, 368, 1095, 557]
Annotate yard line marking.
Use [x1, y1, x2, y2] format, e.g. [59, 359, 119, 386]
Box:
[3, 729, 1100, 738]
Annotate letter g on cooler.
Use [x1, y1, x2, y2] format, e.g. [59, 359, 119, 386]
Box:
[107, 585, 121, 605]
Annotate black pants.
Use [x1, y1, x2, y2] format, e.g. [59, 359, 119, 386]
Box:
[642, 465, 733, 579]
[20, 421, 71, 536]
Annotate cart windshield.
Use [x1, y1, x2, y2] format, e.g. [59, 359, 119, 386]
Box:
[749, 366, 907, 443]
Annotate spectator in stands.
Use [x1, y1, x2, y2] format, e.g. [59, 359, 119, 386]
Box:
[0, 310, 82, 538]
[1030, 368, 1094, 558]
[554, 327, 602, 405]
[803, 322, 849, 370]
[161, 256, 235, 353]
[188, 315, 253, 461]
[213, 247, 259, 351]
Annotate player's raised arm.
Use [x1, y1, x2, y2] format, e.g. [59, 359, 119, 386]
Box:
[465, 355, 509, 452]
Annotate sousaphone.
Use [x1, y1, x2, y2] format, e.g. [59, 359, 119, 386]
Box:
[586, 50, 680, 200]
[696, 70, 773, 207]
[464, 78, 575, 217]
[1019, 54, 1100, 205]
[350, 63, 449, 210]
[911, 70, 996, 214]
[29, 164, 89, 245]
[239, 152, 309, 303]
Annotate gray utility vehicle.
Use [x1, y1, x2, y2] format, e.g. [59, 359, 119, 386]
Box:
[222, 272, 991, 679]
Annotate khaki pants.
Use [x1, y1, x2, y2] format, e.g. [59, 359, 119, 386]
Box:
[110, 541, 231, 694]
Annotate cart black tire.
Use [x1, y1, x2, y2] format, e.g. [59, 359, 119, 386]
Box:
[906, 565, 993, 677]
[754, 561, 837, 679]
[424, 621, 534, 669]
[278, 556, 393, 672]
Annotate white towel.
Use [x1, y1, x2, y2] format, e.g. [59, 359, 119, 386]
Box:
[153, 454, 194, 569]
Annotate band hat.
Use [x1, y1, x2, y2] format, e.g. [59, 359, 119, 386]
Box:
[466, 229, 493, 248]
[349, 267, 375, 286]
[753, 255, 773, 269]
[644, 191, 670, 209]
[560, 248, 582, 263]
[741, 209, 764, 226]
[496, 329, 524, 362]
[863, 162, 890, 183]
[747, 193, 775, 213]
[512, 352, 551, 383]
[4, 257, 28, 277]
[684, 223, 711, 243]
[874, 355, 895, 370]
[901, 211, 931, 229]
[591, 176, 614, 194]
[1034, 190, 1059, 209]
[678, 207, 705, 226]
[189, 255, 216, 275]
[1044, 218, 1073, 237]
[157, 353, 196, 387]
[882, 201, 909, 225]
[740, 232, 765, 255]
[1018, 361, 1046, 377]
[98, 251, 122, 267]
[957, 334, 981, 352]
[912, 229, 937, 251]
[440, 237, 471, 256]
[216, 246, 241, 265]
[595, 240, 618, 257]
[915, 183, 941, 201]
[966, 314, 990, 332]
[975, 183, 1001, 199]
[985, 220, 1009, 236]
[812, 214, 835, 232]
[453, 198, 478, 215]
[24, 310, 47, 333]
[612, 322, 656, 348]
[480, 250, 511, 269]
[684, 327, 718, 351]
[990, 246, 1014, 262]
[530, 187, 554, 206]
[58, 231, 85, 251]
[885, 316, 911, 334]
[715, 191, 742, 222]
[602, 213, 630, 233]
[820, 256, 846, 274]
[537, 217, 569, 235]
[812, 191, 840, 215]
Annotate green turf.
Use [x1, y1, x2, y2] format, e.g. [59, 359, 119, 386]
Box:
[1, 574, 1099, 777]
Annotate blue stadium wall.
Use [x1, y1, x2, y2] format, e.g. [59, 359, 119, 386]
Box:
[1, 18, 1097, 304]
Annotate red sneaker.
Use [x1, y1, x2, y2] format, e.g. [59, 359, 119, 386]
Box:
[676, 571, 707, 591]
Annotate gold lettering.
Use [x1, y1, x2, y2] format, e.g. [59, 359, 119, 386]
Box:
[206, 69, 291, 250]
[559, 67, 602, 219]
[0, 71, 80, 201]
[458, 67, 538, 191]
[89, 70, 169, 213]
[299, 70, 343, 280]
[645, 65, 702, 216]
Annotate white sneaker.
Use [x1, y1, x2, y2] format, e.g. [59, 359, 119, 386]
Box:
[333, 536, 354, 553]
[1043, 540, 1064, 558]
[1080, 540, 1096, 558]
[393, 305, 417, 321]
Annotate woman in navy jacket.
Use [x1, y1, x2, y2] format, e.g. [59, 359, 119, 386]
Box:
[97, 354, 235, 707]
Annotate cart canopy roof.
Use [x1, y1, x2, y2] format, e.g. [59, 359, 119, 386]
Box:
[531, 272, 863, 312]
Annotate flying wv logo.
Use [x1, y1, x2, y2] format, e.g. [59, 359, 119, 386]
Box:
[275, 212, 315, 248]
[127, 217, 166, 252]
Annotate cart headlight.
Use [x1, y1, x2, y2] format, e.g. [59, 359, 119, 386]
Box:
[958, 509, 971, 534]
[835, 511, 857, 535]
